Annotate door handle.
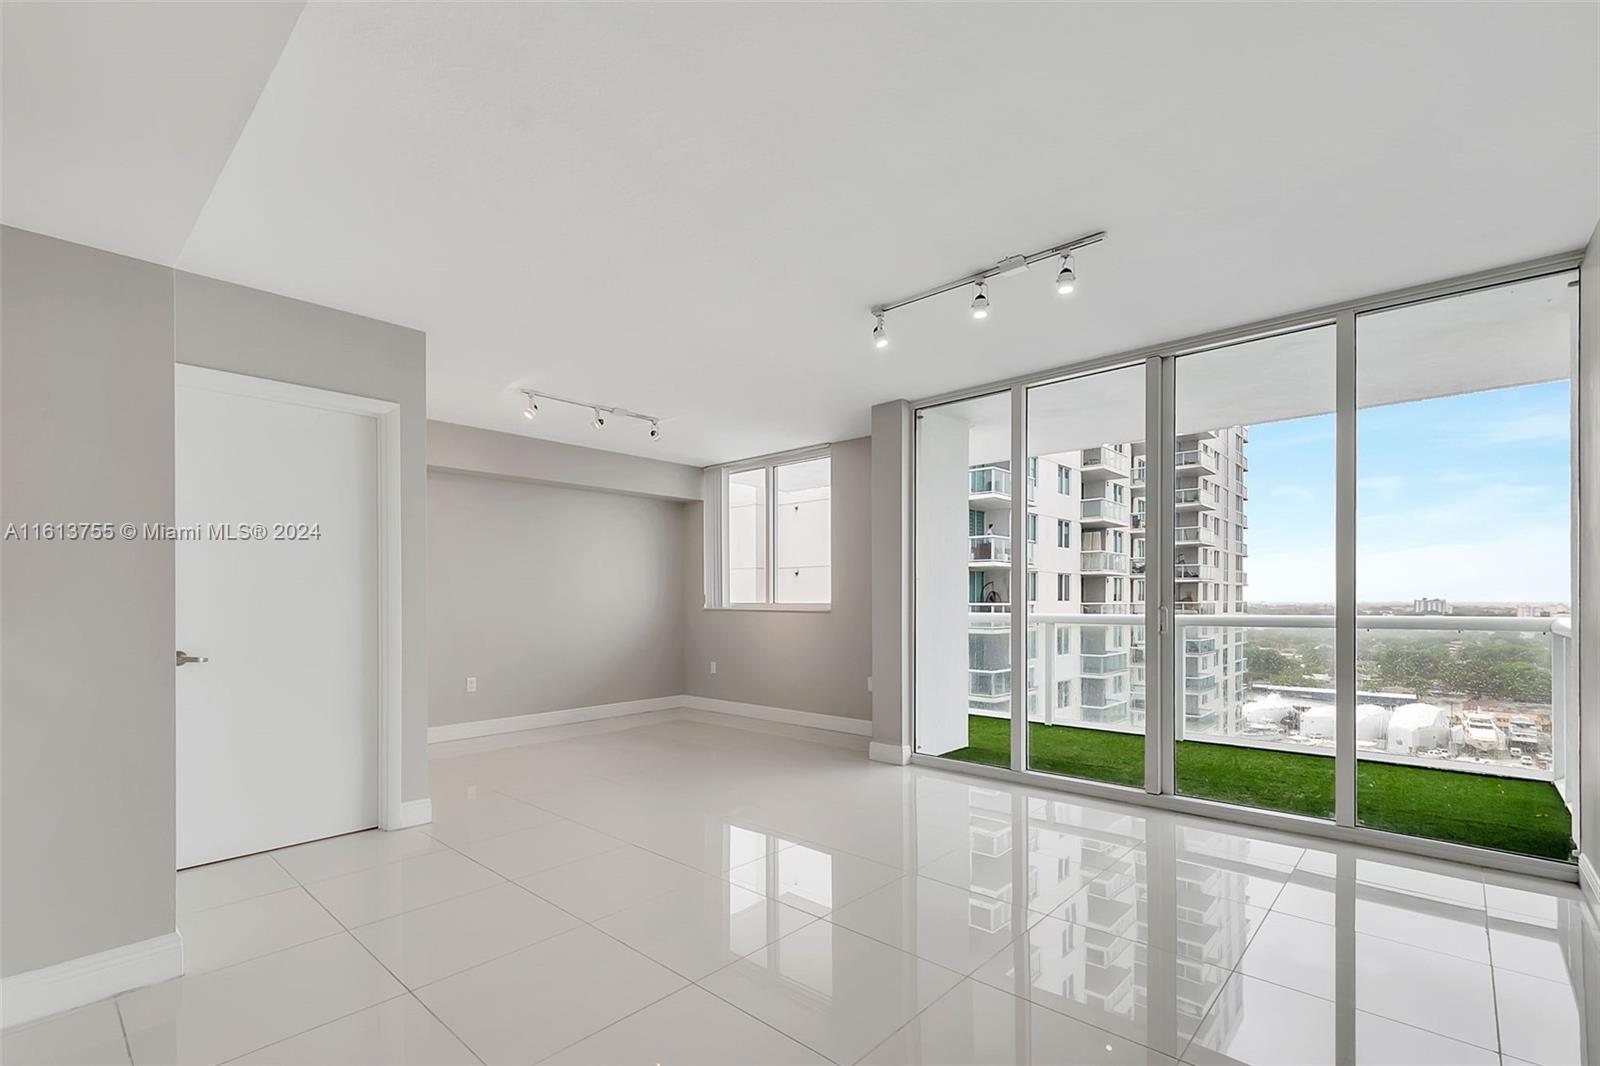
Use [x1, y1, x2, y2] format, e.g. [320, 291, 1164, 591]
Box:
[176, 650, 209, 667]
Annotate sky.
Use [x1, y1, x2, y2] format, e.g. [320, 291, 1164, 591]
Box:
[1245, 380, 1571, 605]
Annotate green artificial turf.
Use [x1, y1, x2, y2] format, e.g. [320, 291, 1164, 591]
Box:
[941, 715, 1574, 861]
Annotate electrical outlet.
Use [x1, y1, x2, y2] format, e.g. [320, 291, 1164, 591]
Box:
[465, 676, 477, 693]
[709, 660, 718, 675]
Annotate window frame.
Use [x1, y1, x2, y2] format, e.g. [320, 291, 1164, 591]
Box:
[708, 444, 832, 611]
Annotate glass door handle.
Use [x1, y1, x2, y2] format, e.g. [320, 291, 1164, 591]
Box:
[176, 650, 209, 667]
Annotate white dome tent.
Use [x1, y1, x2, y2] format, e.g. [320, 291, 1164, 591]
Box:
[1386, 702, 1451, 755]
[1300, 703, 1393, 744]
[1241, 693, 1294, 732]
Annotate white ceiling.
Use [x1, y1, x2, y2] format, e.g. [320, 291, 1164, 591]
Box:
[5, 2, 1597, 466]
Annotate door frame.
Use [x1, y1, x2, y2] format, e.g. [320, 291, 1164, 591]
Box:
[175, 364, 408, 832]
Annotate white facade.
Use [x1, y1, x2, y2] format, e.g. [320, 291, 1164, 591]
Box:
[964, 427, 1250, 736]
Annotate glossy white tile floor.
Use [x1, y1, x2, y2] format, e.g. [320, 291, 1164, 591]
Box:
[5, 711, 1597, 1065]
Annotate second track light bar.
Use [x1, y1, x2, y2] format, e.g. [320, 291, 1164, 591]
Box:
[869, 229, 1106, 317]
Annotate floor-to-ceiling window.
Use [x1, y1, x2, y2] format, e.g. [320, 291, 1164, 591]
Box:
[1024, 365, 1147, 787]
[910, 261, 1579, 869]
[1171, 326, 1337, 818]
[1354, 271, 1577, 860]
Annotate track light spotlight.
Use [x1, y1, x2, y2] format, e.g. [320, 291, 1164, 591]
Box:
[591, 409, 606, 429]
[970, 282, 989, 320]
[872, 313, 888, 349]
[523, 396, 538, 420]
[1055, 255, 1077, 296]
[649, 421, 661, 442]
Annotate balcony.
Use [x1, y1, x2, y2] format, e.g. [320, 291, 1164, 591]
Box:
[968, 601, 1011, 615]
[968, 534, 1010, 567]
[1079, 601, 1134, 615]
[946, 615, 1575, 862]
[1234, 510, 1249, 528]
[1080, 551, 1130, 575]
[1081, 651, 1130, 675]
[1174, 602, 1219, 614]
[1174, 563, 1221, 583]
[1080, 498, 1130, 527]
[968, 465, 1011, 501]
[1174, 448, 1219, 474]
[1173, 524, 1220, 547]
[968, 668, 1011, 699]
[1174, 486, 1219, 511]
[1080, 447, 1132, 479]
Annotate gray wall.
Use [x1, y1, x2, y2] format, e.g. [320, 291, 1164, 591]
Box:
[173, 272, 431, 802]
[870, 401, 913, 754]
[429, 420, 701, 502]
[1, 229, 177, 976]
[1580, 221, 1598, 869]
[681, 436, 872, 721]
[427, 470, 687, 726]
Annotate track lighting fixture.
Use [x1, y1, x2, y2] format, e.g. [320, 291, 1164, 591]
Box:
[516, 388, 662, 441]
[1055, 254, 1077, 295]
[866, 228, 1105, 349]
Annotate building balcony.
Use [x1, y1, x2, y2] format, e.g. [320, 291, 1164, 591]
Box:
[968, 465, 1011, 501]
[1080, 551, 1130, 575]
[1175, 563, 1221, 583]
[1174, 601, 1219, 614]
[969, 534, 1034, 567]
[1131, 463, 1146, 487]
[1080, 447, 1132, 479]
[1080, 498, 1130, 527]
[1174, 448, 1219, 474]
[1234, 510, 1249, 528]
[1081, 651, 1130, 675]
[1174, 486, 1219, 511]
[1079, 601, 1134, 615]
[968, 668, 1011, 698]
[1173, 524, 1219, 547]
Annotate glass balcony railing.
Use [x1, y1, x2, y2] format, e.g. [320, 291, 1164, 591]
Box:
[968, 465, 1011, 498]
[968, 668, 1011, 698]
[1174, 563, 1221, 582]
[1080, 447, 1132, 478]
[1174, 448, 1219, 473]
[1174, 525, 1219, 546]
[1079, 551, 1129, 574]
[1081, 652, 1130, 675]
[968, 534, 1010, 563]
[1080, 498, 1130, 525]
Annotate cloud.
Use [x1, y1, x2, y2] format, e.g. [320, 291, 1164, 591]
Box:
[1478, 411, 1570, 446]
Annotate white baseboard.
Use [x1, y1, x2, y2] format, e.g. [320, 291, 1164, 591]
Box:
[429, 694, 872, 749]
[868, 741, 912, 765]
[679, 695, 871, 737]
[0, 932, 184, 1030]
[388, 798, 433, 829]
[427, 696, 683, 743]
[1580, 854, 1600, 927]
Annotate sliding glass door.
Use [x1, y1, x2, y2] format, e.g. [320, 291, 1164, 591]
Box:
[1170, 326, 1337, 819]
[911, 262, 1580, 868]
[1024, 365, 1147, 788]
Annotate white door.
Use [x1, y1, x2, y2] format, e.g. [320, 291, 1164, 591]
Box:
[176, 368, 380, 868]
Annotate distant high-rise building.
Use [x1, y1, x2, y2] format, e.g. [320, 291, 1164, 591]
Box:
[1413, 597, 1452, 615]
[965, 428, 1250, 735]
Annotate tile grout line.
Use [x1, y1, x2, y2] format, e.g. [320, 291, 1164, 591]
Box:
[113, 998, 134, 1066]
[264, 851, 491, 1066]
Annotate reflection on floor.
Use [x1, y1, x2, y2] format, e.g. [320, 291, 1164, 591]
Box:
[4, 710, 1594, 1065]
[941, 715, 1575, 859]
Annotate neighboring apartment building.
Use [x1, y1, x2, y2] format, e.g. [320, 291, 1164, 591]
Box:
[967, 428, 1250, 739]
